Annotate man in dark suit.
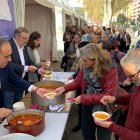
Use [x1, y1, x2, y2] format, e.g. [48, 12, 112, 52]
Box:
[4, 27, 46, 108]
[0, 38, 47, 110]
[117, 27, 131, 53]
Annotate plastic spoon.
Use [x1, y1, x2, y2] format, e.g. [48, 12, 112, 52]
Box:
[106, 104, 113, 117]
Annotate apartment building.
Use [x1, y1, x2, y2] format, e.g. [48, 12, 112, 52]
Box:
[132, 0, 140, 20]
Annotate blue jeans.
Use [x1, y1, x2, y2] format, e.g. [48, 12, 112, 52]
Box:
[82, 105, 112, 140]
[4, 88, 24, 109]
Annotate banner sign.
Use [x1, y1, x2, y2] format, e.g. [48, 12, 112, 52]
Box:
[0, 0, 16, 40]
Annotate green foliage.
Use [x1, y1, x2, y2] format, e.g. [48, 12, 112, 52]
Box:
[82, 0, 131, 24]
[130, 20, 135, 25]
[137, 14, 140, 23]
[117, 14, 126, 26]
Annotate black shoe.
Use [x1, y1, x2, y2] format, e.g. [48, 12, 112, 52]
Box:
[72, 125, 81, 132]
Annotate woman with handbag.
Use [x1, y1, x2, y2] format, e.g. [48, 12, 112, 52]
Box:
[54, 44, 118, 140]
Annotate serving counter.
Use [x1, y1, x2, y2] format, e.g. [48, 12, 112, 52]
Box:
[0, 72, 75, 140]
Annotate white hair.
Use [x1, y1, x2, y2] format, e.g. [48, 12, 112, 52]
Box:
[118, 26, 125, 31]
[120, 48, 140, 71]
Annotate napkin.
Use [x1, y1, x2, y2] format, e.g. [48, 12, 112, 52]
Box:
[49, 104, 65, 113]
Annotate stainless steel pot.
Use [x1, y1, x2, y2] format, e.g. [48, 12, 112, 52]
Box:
[32, 80, 65, 106]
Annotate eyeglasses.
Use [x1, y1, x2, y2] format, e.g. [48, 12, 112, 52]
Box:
[18, 35, 29, 40]
[127, 70, 140, 79]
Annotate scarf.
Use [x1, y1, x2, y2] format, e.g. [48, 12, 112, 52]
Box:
[83, 66, 105, 112]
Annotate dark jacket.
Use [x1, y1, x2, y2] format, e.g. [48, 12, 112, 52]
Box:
[0, 64, 31, 107]
[117, 32, 131, 52]
[9, 38, 38, 78]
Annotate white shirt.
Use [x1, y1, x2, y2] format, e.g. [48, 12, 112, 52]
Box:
[13, 38, 28, 78]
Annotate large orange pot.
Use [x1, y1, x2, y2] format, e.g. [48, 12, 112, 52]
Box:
[4, 109, 45, 136]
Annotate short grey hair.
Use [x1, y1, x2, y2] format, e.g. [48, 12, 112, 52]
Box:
[118, 26, 125, 31]
[14, 27, 29, 37]
[120, 48, 140, 71]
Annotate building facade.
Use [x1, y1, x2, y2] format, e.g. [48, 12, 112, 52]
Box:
[132, 0, 140, 20]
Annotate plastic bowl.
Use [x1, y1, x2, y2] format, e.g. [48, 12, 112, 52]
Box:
[92, 111, 110, 121]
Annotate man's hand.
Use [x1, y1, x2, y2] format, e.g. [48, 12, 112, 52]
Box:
[28, 65, 38, 72]
[94, 119, 113, 128]
[54, 87, 66, 96]
[35, 88, 48, 100]
[0, 108, 12, 119]
[74, 96, 81, 104]
[123, 78, 131, 86]
[100, 95, 116, 105]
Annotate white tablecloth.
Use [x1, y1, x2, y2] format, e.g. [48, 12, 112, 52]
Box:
[0, 112, 69, 140]
[43, 72, 74, 83]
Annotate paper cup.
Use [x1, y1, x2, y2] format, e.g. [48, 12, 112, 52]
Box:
[13, 101, 25, 112]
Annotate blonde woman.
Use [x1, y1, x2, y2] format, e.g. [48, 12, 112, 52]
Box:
[55, 44, 118, 140]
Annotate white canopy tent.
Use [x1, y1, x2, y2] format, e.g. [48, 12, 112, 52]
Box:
[13, 0, 85, 61]
[13, 0, 57, 61]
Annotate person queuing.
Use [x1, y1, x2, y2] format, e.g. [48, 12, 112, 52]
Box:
[66, 33, 81, 71]
[60, 32, 72, 71]
[117, 27, 131, 53]
[0, 38, 47, 109]
[54, 44, 118, 140]
[95, 48, 140, 140]
[4, 27, 46, 109]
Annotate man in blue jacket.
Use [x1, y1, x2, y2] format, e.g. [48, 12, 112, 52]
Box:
[0, 38, 47, 110]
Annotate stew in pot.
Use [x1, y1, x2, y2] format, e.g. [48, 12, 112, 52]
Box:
[9, 114, 42, 126]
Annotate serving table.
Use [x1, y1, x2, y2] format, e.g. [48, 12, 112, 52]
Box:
[0, 112, 69, 140]
[0, 72, 75, 140]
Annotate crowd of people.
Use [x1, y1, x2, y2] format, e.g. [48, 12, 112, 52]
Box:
[56, 24, 140, 140]
[61, 25, 133, 72]
[0, 24, 140, 140]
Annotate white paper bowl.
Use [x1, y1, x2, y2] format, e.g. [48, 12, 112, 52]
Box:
[43, 74, 52, 80]
[44, 92, 56, 99]
[13, 101, 25, 112]
[92, 111, 110, 121]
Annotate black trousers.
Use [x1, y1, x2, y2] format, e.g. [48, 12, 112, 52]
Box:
[82, 105, 112, 140]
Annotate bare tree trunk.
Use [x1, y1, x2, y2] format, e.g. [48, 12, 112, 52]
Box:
[103, 0, 115, 26]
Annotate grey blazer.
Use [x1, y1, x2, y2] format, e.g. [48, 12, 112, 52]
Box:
[27, 47, 41, 83]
